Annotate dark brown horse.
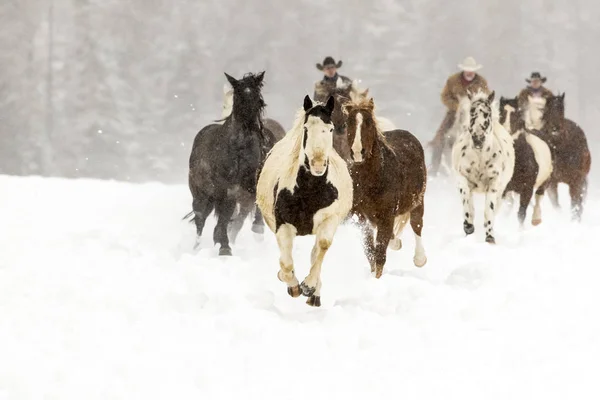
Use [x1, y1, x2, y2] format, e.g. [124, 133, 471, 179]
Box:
[532, 93, 591, 221]
[344, 97, 427, 278]
[500, 96, 553, 226]
[314, 78, 354, 162]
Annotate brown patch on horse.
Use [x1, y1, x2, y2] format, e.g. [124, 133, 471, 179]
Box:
[345, 97, 427, 277]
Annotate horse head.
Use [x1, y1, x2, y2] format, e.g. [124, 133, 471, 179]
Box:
[224, 71, 266, 124]
[343, 97, 379, 164]
[302, 95, 336, 176]
[499, 96, 521, 134]
[462, 90, 496, 149]
[543, 93, 565, 131]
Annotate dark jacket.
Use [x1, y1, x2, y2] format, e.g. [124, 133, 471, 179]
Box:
[313, 74, 353, 103]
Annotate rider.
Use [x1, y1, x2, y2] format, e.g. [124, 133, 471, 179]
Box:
[429, 56, 490, 175]
[517, 72, 553, 129]
[314, 56, 353, 103]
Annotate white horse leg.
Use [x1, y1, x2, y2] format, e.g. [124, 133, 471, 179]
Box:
[484, 190, 499, 244]
[414, 232, 427, 267]
[457, 175, 475, 235]
[388, 213, 410, 251]
[276, 224, 301, 297]
[301, 216, 338, 306]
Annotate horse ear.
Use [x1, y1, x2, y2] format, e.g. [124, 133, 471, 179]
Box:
[561, 92, 565, 100]
[488, 91, 495, 103]
[363, 88, 369, 97]
[325, 96, 335, 114]
[303, 95, 313, 112]
[255, 71, 265, 85]
[368, 97, 375, 110]
[224, 73, 237, 87]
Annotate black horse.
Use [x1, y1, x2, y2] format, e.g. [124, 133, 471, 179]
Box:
[187, 72, 276, 255]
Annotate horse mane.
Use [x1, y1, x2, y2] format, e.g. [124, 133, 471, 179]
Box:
[262, 106, 308, 192]
[230, 72, 267, 130]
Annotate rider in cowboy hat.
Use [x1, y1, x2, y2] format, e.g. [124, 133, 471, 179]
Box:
[429, 56, 490, 175]
[313, 56, 353, 103]
[517, 72, 553, 111]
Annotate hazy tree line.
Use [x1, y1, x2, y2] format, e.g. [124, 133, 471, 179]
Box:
[1, 0, 597, 183]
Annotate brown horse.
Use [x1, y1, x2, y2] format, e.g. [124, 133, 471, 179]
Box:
[499, 96, 553, 226]
[344, 97, 427, 278]
[532, 93, 591, 221]
[314, 77, 354, 162]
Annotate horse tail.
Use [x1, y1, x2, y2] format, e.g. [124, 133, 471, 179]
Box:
[182, 210, 195, 222]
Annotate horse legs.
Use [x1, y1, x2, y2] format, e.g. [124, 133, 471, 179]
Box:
[388, 213, 409, 251]
[532, 185, 546, 226]
[484, 190, 500, 244]
[410, 204, 427, 267]
[301, 216, 339, 306]
[213, 196, 237, 256]
[276, 224, 301, 298]
[192, 194, 215, 250]
[517, 189, 534, 228]
[547, 180, 560, 209]
[358, 215, 376, 271]
[570, 178, 587, 222]
[228, 199, 253, 245]
[457, 176, 475, 235]
[373, 218, 394, 279]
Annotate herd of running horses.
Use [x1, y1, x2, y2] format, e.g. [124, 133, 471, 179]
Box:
[184, 71, 592, 307]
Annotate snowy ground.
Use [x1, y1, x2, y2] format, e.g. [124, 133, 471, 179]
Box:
[0, 174, 599, 399]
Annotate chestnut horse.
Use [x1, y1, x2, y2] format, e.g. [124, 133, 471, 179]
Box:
[533, 93, 591, 221]
[344, 97, 427, 278]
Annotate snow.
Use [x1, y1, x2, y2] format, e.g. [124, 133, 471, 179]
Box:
[0, 174, 599, 399]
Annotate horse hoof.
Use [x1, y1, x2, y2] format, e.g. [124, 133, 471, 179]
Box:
[251, 224, 264, 234]
[287, 285, 302, 298]
[388, 238, 402, 251]
[219, 247, 232, 256]
[532, 218, 542, 226]
[485, 235, 496, 245]
[414, 255, 427, 268]
[306, 295, 321, 307]
[374, 265, 383, 279]
[463, 221, 475, 235]
[300, 282, 316, 297]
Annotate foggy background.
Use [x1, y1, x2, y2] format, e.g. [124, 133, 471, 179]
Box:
[1, 0, 598, 183]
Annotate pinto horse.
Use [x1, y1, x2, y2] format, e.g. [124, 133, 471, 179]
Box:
[344, 97, 427, 278]
[187, 72, 276, 255]
[452, 91, 515, 244]
[256, 95, 352, 307]
[499, 96, 553, 226]
[533, 93, 591, 221]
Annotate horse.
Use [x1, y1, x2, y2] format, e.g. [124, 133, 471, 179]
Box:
[221, 82, 286, 141]
[220, 81, 286, 243]
[532, 93, 591, 221]
[499, 96, 553, 226]
[344, 97, 427, 278]
[314, 77, 355, 162]
[256, 95, 352, 307]
[524, 95, 547, 130]
[349, 83, 397, 132]
[187, 72, 276, 255]
[451, 90, 515, 244]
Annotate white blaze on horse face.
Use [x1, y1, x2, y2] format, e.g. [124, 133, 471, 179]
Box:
[304, 115, 333, 176]
[351, 112, 364, 162]
[503, 104, 515, 133]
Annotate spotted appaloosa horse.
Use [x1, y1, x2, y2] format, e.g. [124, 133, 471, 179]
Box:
[344, 97, 427, 278]
[452, 91, 515, 244]
[256, 95, 352, 307]
[534, 93, 591, 221]
[500, 96, 553, 226]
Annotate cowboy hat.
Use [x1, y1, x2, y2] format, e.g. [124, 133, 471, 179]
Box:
[316, 56, 343, 71]
[526, 72, 547, 83]
[458, 56, 482, 72]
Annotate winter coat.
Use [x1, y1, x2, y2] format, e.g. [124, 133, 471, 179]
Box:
[440, 72, 490, 111]
[517, 86, 553, 110]
[313, 74, 353, 103]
